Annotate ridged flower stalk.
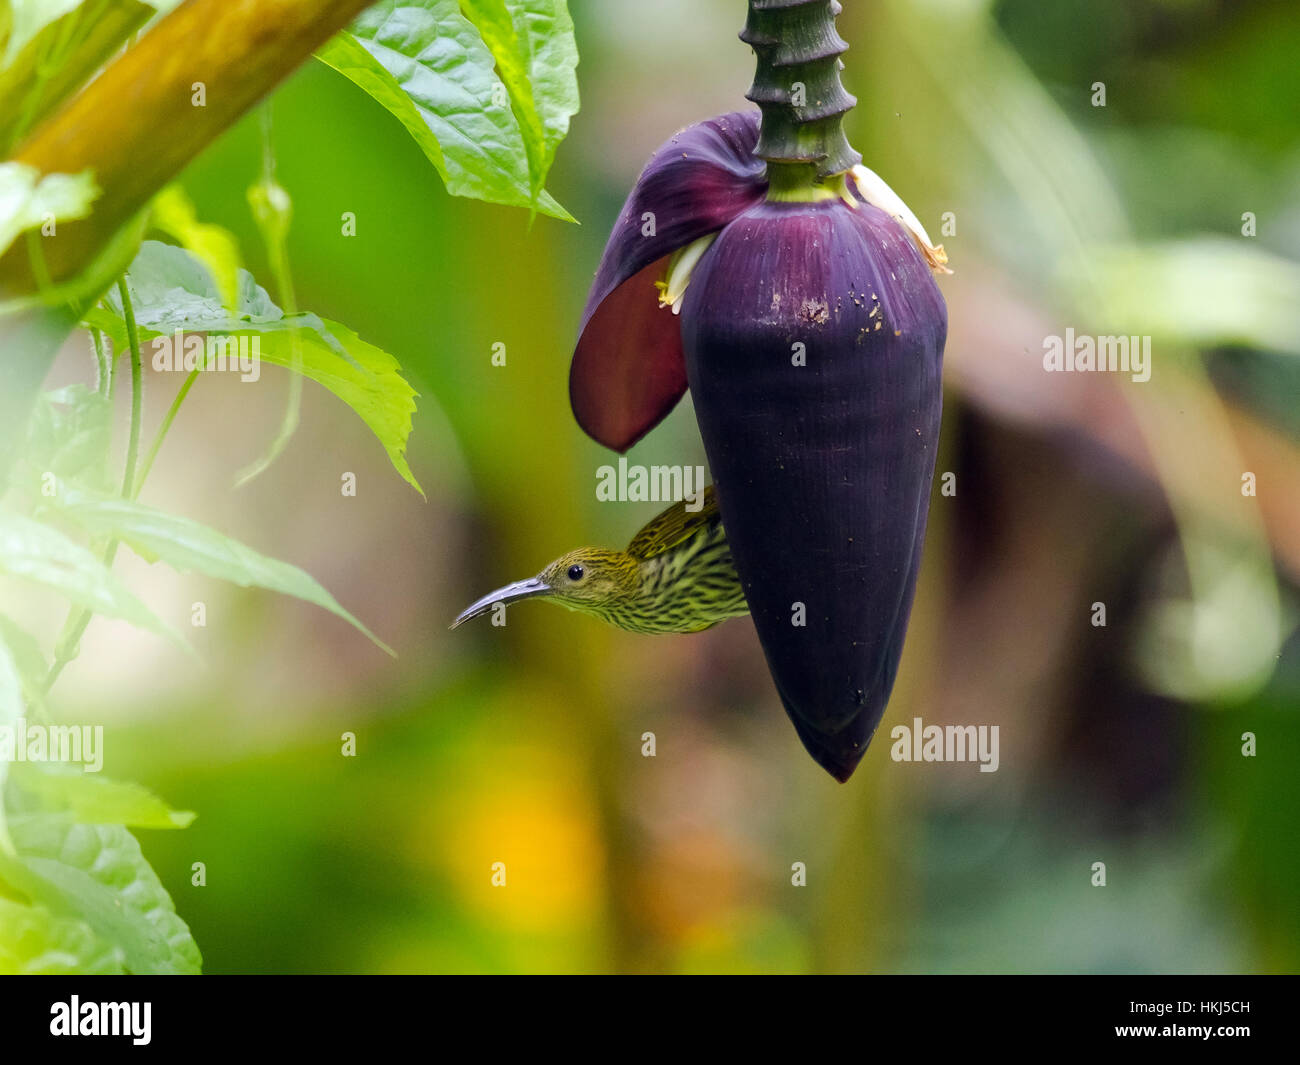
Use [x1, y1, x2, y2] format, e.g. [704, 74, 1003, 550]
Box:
[742, 0, 860, 186]
[570, 0, 949, 780]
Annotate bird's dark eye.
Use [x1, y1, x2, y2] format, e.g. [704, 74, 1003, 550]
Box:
[567, 564, 584, 581]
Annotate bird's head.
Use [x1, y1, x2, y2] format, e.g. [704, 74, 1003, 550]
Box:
[451, 548, 640, 628]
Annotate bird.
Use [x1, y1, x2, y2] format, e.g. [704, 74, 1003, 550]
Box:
[451, 485, 750, 634]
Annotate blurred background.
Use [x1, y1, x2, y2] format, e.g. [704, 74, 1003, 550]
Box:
[36, 0, 1300, 972]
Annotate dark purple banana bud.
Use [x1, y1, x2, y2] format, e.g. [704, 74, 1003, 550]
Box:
[682, 199, 946, 781]
[570, 1, 948, 780]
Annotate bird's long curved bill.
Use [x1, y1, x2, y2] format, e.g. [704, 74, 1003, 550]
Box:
[450, 577, 550, 629]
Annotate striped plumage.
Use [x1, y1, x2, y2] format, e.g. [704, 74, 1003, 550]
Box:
[451, 486, 749, 634]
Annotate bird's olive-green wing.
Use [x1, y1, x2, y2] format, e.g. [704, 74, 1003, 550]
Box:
[625, 485, 719, 561]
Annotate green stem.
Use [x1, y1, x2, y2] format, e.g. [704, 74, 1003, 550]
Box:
[742, 0, 861, 188]
[235, 105, 301, 488]
[116, 277, 144, 499]
[42, 538, 119, 695]
[42, 279, 144, 693]
[134, 368, 199, 497]
[90, 326, 111, 396]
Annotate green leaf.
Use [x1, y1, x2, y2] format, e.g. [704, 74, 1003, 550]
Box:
[0, 160, 98, 257]
[85, 241, 423, 495]
[21, 383, 113, 492]
[93, 237, 335, 344]
[149, 184, 243, 315]
[0, 627, 23, 726]
[0, 200, 148, 318]
[511, 0, 579, 153]
[1, 1, 85, 69]
[0, 2, 154, 153]
[0, 615, 48, 742]
[458, 0, 546, 201]
[317, 2, 574, 221]
[460, 0, 579, 202]
[56, 489, 396, 656]
[258, 320, 423, 497]
[0, 813, 201, 974]
[0, 896, 125, 974]
[10, 763, 195, 829]
[0, 509, 180, 645]
[0, 613, 48, 706]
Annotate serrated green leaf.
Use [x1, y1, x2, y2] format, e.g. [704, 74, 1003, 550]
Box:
[0, 895, 125, 974]
[150, 184, 242, 315]
[84, 241, 423, 494]
[56, 489, 395, 656]
[458, 0, 545, 201]
[0, 161, 98, 257]
[0, 510, 181, 645]
[10, 762, 195, 829]
[0, 813, 201, 974]
[460, 0, 578, 203]
[512, 0, 579, 151]
[257, 320, 423, 497]
[94, 238, 337, 346]
[317, 2, 574, 221]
